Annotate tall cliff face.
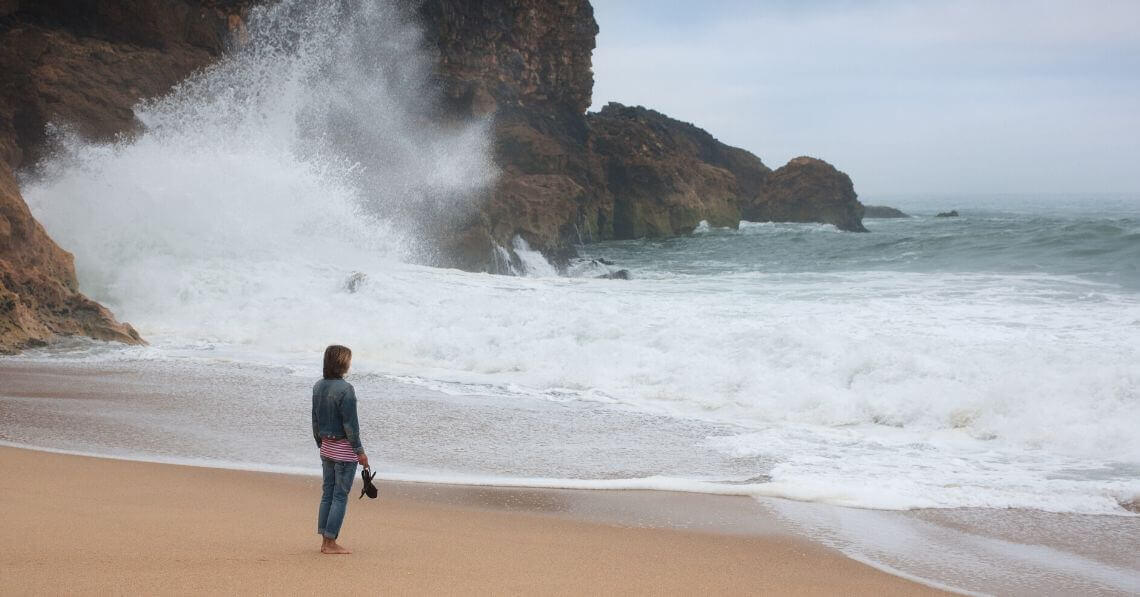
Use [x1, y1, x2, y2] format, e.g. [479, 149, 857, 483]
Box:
[0, 0, 867, 350]
[0, 0, 249, 169]
[0, 0, 250, 352]
[416, 0, 606, 271]
[417, 0, 596, 118]
[416, 1, 862, 270]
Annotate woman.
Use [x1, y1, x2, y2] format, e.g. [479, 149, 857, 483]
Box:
[312, 344, 369, 554]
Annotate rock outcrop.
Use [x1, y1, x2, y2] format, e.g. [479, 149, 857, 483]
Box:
[744, 156, 867, 232]
[588, 103, 770, 239]
[417, 2, 862, 268]
[0, 0, 250, 170]
[416, 0, 606, 271]
[0, 0, 870, 351]
[0, 162, 141, 352]
[0, 0, 250, 351]
[863, 205, 909, 219]
[417, 0, 596, 119]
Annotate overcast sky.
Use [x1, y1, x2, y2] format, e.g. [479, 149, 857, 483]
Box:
[589, 0, 1140, 196]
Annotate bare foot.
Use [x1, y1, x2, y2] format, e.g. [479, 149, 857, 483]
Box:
[321, 540, 352, 555]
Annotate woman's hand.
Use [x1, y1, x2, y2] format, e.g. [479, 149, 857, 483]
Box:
[358, 453, 369, 469]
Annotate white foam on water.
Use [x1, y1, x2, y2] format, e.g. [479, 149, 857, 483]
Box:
[14, 0, 1140, 518]
[512, 235, 560, 277]
[26, 0, 494, 322]
[768, 499, 1140, 596]
[738, 220, 841, 233]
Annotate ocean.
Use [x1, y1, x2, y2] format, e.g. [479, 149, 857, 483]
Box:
[10, 197, 1140, 516]
[5, 202, 1139, 594]
[4, 0, 1139, 593]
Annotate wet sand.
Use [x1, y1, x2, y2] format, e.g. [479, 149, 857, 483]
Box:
[0, 446, 944, 595]
[5, 359, 1140, 594]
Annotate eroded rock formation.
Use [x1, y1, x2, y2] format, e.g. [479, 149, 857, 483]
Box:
[745, 156, 867, 232]
[863, 205, 909, 219]
[417, 1, 863, 268]
[0, 0, 250, 169]
[0, 0, 868, 350]
[0, 162, 141, 352]
[588, 103, 770, 239]
[416, 0, 606, 270]
[0, 0, 250, 351]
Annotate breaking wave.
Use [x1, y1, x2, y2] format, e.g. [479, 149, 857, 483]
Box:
[15, 0, 1140, 516]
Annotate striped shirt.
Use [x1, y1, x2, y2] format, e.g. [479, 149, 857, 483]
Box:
[319, 438, 359, 463]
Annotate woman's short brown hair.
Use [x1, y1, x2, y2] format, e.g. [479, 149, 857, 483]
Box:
[323, 345, 352, 379]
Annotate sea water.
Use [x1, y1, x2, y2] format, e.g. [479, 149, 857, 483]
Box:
[12, 202, 1139, 516]
[5, 0, 1140, 592]
[13, 0, 1140, 518]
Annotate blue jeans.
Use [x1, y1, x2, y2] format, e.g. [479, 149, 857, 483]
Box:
[317, 458, 357, 539]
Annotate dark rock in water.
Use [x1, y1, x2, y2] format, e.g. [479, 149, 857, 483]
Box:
[743, 157, 867, 232]
[343, 272, 368, 293]
[1121, 498, 1140, 514]
[419, 2, 866, 269]
[596, 269, 631, 280]
[863, 205, 910, 219]
[588, 103, 770, 240]
[597, 258, 615, 266]
[936, 210, 960, 218]
[419, 0, 602, 273]
[541, 245, 579, 274]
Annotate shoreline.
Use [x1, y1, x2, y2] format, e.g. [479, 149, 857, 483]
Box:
[0, 445, 946, 595]
[3, 358, 1138, 594]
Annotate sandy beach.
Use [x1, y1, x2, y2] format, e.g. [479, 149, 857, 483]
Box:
[0, 446, 945, 595]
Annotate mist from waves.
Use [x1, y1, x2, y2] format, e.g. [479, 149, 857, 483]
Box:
[24, 0, 494, 310]
[14, 0, 1140, 516]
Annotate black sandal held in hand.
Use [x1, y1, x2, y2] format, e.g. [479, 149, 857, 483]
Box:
[359, 467, 378, 499]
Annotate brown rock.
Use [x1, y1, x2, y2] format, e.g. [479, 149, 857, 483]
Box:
[0, 0, 249, 169]
[415, 0, 854, 266]
[588, 103, 770, 239]
[2, 0, 872, 287]
[0, 0, 249, 352]
[417, 0, 598, 117]
[745, 156, 867, 232]
[0, 162, 142, 353]
[434, 172, 587, 273]
[863, 205, 909, 219]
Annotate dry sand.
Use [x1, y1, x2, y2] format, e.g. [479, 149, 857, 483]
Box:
[0, 446, 946, 595]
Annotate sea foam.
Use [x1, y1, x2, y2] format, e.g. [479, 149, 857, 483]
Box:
[16, 0, 1140, 516]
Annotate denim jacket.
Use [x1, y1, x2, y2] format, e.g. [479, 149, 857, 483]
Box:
[311, 378, 364, 454]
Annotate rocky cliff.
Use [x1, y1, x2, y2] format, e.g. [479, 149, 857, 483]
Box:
[0, 0, 250, 352]
[588, 103, 770, 239]
[0, 0, 250, 170]
[0, 162, 141, 352]
[415, 0, 606, 271]
[417, 1, 864, 270]
[1, 0, 867, 351]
